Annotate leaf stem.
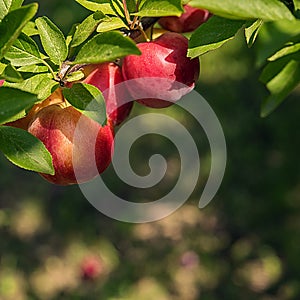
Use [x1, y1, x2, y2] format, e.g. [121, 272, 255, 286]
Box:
[122, 0, 132, 25]
[41, 59, 57, 80]
[128, 17, 158, 40]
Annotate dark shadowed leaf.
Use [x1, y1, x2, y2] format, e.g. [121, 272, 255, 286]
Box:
[260, 56, 300, 116]
[0, 64, 23, 82]
[0, 87, 38, 124]
[188, 16, 245, 58]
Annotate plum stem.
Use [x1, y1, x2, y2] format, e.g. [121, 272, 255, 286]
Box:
[122, 0, 132, 25]
[128, 17, 158, 39]
[42, 59, 57, 80]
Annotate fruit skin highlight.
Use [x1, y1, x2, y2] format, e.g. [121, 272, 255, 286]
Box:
[28, 103, 114, 185]
[158, 4, 211, 33]
[122, 32, 200, 108]
[80, 62, 133, 126]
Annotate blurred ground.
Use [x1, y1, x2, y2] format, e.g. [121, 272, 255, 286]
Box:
[1, 1, 300, 299]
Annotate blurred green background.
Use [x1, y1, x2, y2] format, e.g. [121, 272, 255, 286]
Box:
[1, 1, 300, 299]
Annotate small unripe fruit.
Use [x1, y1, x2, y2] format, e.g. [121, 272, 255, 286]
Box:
[80, 256, 103, 280]
[122, 32, 199, 108]
[158, 5, 211, 33]
[28, 103, 114, 185]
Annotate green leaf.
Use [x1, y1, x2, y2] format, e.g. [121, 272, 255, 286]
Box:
[0, 87, 38, 124]
[125, 0, 137, 13]
[255, 19, 300, 66]
[63, 83, 106, 126]
[0, 4, 38, 60]
[0, 0, 10, 19]
[189, 0, 295, 21]
[0, 0, 21, 20]
[35, 16, 68, 65]
[97, 16, 127, 32]
[280, 0, 295, 12]
[0, 62, 6, 74]
[245, 19, 263, 48]
[70, 11, 106, 48]
[66, 23, 79, 48]
[0, 64, 23, 82]
[110, 0, 126, 18]
[74, 0, 115, 14]
[4, 73, 58, 101]
[4, 33, 44, 67]
[17, 64, 49, 73]
[0, 126, 54, 174]
[22, 21, 39, 36]
[65, 70, 85, 82]
[268, 43, 300, 61]
[260, 58, 300, 116]
[260, 55, 291, 84]
[9, 0, 24, 11]
[188, 16, 245, 58]
[73, 31, 141, 64]
[136, 0, 183, 17]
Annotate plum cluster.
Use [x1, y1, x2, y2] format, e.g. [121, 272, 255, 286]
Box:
[2, 5, 210, 185]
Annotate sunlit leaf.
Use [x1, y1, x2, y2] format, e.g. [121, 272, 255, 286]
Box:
[4, 73, 58, 101]
[136, 0, 183, 17]
[0, 126, 54, 174]
[245, 19, 263, 48]
[189, 0, 295, 21]
[268, 43, 300, 61]
[35, 16, 68, 65]
[74, 0, 115, 14]
[73, 31, 140, 64]
[0, 4, 38, 59]
[0, 0, 24, 20]
[4, 33, 44, 66]
[97, 16, 127, 33]
[70, 11, 105, 48]
[63, 83, 106, 126]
